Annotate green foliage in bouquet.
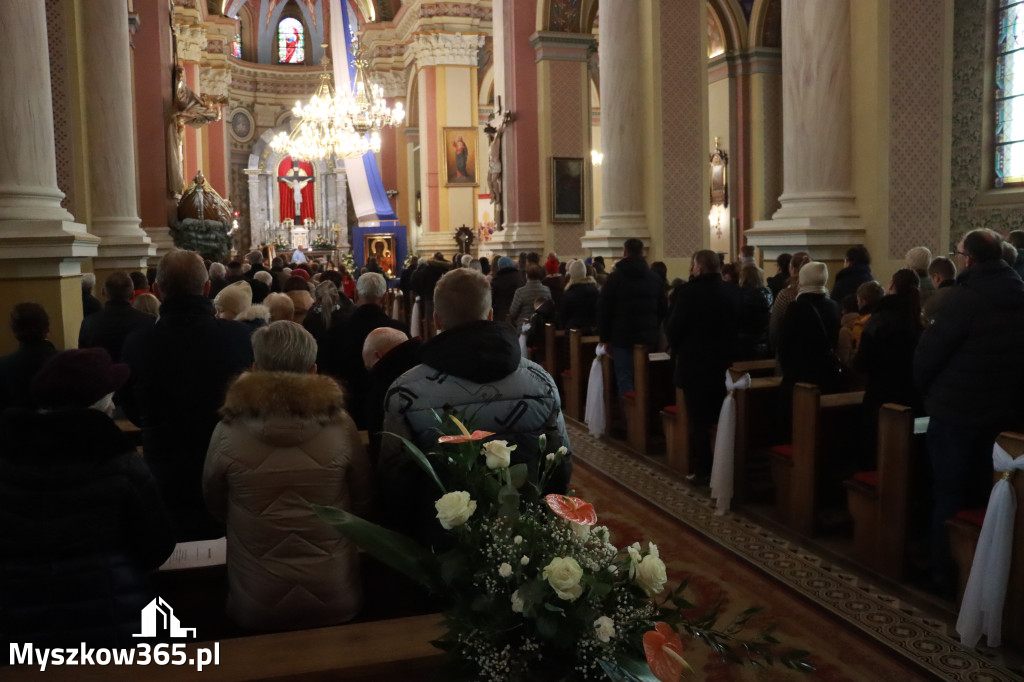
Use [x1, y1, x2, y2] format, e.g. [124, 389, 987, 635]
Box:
[311, 238, 335, 250]
[314, 415, 813, 681]
[339, 250, 355, 274]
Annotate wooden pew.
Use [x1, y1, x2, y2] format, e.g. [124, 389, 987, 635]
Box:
[732, 374, 785, 506]
[730, 358, 778, 379]
[542, 323, 567, 382]
[769, 383, 865, 536]
[843, 405, 926, 579]
[659, 388, 689, 476]
[947, 431, 1024, 648]
[622, 345, 674, 455]
[600, 352, 625, 439]
[561, 329, 599, 421]
[6, 614, 445, 681]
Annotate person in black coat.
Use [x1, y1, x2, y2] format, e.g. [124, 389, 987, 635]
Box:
[558, 260, 599, 332]
[323, 273, 408, 427]
[853, 268, 924, 470]
[82, 273, 102, 317]
[120, 250, 254, 541]
[242, 251, 271, 303]
[778, 261, 842, 392]
[490, 256, 524, 325]
[0, 302, 57, 414]
[79, 270, 156, 361]
[667, 250, 741, 480]
[0, 348, 175, 649]
[598, 239, 667, 394]
[830, 245, 874, 303]
[766, 253, 792, 299]
[736, 263, 772, 360]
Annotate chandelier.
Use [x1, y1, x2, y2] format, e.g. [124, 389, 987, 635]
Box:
[270, 54, 405, 161]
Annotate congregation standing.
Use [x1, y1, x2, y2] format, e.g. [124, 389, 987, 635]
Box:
[1, 229, 1021, 644]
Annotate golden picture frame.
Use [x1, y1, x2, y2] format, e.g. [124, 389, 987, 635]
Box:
[443, 127, 479, 187]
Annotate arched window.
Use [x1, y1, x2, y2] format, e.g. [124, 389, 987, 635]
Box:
[277, 16, 305, 64]
[995, 3, 1024, 186]
[232, 33, 241, 59]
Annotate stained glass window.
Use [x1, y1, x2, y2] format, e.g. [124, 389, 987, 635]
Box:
[232, 34, 241, 59]
[277, 17, 304, 64]
[996, 1, 1024, 186]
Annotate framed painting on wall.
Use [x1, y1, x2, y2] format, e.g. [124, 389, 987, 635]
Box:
[551, 157, 585, 222]
[443, 127, 479, 186]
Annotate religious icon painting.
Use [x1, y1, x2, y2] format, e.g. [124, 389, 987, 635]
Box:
[443, 127, 479, 187]
[551, 157, 585, 223]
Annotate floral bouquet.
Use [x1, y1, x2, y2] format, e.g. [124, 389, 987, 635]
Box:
[314, 416, 812, 681]
[338, 250, 355, 275]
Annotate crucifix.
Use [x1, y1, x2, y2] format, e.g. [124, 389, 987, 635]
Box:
[485, 97, 513, 231]
[277, 161, 315, 224]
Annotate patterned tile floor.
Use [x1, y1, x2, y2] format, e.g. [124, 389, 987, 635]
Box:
[566, 419, 1024, 682]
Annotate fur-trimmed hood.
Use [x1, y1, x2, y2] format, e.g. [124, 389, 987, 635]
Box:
[236, 304, 270, 324]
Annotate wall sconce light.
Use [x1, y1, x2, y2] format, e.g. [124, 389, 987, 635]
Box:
[590, 149, 603, 166]
[709, 205, 726, 239]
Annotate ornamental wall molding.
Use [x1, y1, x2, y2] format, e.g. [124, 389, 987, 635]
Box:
[228, 61, 321, 97]
[359, 0, 491, 71]
[408, 32, 484, 67]
[373, 69, 409, 98]
[201, 66, 232, 99]
[175, 23, 207, 62]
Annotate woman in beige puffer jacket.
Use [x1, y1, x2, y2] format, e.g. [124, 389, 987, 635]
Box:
[203, 321, 372, 631]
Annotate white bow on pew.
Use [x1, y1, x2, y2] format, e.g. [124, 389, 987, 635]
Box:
[710, 370, 752, 515]
[585, 344, 608, 437]
[391, 291, 402, 320]
[519, 322, 531, 358]
[956, 442, 1024, 648]
[410, 296, 422, 338]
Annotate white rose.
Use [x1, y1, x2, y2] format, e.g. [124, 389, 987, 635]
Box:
[593, 616, 616, 643]
[434, 491, 477, 529]
[481, 440, 516, 469]
[546, 453, 555, 463]
[557, 445, 568, 456]
[521, 555, 530, 566]
[511, 590, 524, 613]
[571, 522, 591, 540]
[498, 562, 513, 578]
[635, 553, 668, 596]
[542, 557, 585, 601]
[513, 535, 523, 544]
[627, 544, 642, 578]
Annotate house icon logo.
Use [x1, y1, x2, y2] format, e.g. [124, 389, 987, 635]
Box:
[133, 597, 197, 639]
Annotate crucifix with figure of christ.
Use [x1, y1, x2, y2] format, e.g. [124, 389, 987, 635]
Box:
[277, 161, 314, 224]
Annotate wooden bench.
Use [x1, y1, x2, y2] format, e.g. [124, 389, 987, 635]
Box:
[732, 374, 785, 506]
[659, 388, 689, 475]
[946, 432, 1024, 648]
[542, 323, 567, 384]
[843, 405, 927, 579]
[6, 614, 445, 681]
[769, 383, 865, 536]
[561, 329, 600, 422]
[621, 346, 674, 455]
[730, 358, 778, 378]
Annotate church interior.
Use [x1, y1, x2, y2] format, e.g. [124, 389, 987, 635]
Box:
[4, 0, 1024, 679]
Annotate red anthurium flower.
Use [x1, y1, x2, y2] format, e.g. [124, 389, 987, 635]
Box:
[643, 622, 691, 682]
[437, 416, 495, 444]
[544, 494, 598, 526]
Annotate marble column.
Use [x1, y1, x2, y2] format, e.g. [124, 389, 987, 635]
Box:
[745, 0, 864, 261]
[81, 0, 154, 276]
[581, 0, 650, 257]
[0, 0, 99, 352]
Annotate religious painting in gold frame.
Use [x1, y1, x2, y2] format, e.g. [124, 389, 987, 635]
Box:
[710, 139, 728, 207]
[363, 233, 397, 276]
[443, 127, 479, 186]
[551, 157, 585, 222]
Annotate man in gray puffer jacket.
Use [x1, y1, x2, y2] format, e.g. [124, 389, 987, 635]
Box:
[379, 268, 572, 547]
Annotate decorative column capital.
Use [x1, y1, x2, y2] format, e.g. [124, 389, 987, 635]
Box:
[200, 66, 231, 100]
[373, 69, 408, 99]
[175, 23, 206, 62]
[530, 31, 595, 63]
[408, 32, 484, 67]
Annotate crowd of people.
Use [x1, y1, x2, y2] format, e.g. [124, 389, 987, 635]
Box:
[2, 227, 1022, 645]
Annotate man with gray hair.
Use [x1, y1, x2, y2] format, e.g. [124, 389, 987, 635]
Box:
[78, 270, 156, 361]
[379, 268, 572, 547]
[324, 271, 407, 427]
[121, 249, 254, 541]
[243, 250, 270, 303]
[81, 272, 101, 317]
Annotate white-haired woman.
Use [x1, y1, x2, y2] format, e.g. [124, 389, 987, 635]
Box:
[203, 321, 371, 631]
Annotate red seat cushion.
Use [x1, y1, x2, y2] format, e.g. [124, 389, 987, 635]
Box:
[955, 508, 986, 528]
[852, 471, 879, 488]
[770, 444, 793, 458]
[624, 391, 636, 399]
[562, 370, 572, 378]
[663, 405, 677, 415]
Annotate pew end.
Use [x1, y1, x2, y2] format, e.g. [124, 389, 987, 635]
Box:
[660, 388, 690, 476]
[623, 345, 673, 456]
[732, 375, 784, 506]
[563, 330, 600, 422]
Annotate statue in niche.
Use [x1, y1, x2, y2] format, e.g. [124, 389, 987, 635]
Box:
[484, 98, 513, 230]
[167, 65, 226, 197]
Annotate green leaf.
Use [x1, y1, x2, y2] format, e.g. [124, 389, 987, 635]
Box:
[598, 656, 661, 682]
[313, 505, 436, 589]
[382, 432, 446, 494]
[543, 602, 565, 613]
[508, 463, 529, 489]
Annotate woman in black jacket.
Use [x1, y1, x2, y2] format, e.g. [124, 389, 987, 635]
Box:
[778, 261, 842, 392]
[736, 264, 772, 360]
[0, 349, 175, 648]
[557, 260, 600, 333]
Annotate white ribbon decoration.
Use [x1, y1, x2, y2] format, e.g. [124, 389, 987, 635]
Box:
[956, 442, 1024, 648]
[519, 322, 532, 357]
[391, 291, 401, 320]
[410, 296, 422, 338]
[585, 344, 608, 437]
[709, 370, 752, 515]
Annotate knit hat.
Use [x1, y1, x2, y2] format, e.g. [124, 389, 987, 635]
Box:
[545, 257, 560, 275]
[797, 261, 829, 298]
[290, 268, 310, 280]
[31, 348, 129, 409]
[497, 256, 515, 271]
[568, 259, 587, 282]
[214, 280, 253, 317]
